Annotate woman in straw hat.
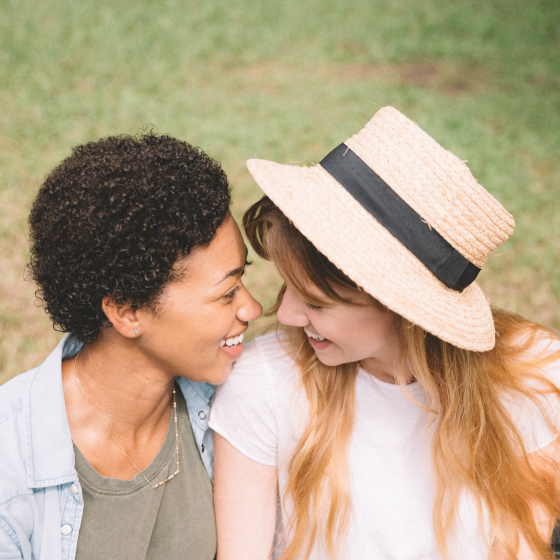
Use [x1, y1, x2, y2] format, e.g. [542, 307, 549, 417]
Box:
[209, 107, 560, 560]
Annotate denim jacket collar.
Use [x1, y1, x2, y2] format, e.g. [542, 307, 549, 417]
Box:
[25, 335, 78, 489]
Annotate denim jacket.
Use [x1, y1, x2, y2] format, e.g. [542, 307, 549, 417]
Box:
[0, 334, 215, 560]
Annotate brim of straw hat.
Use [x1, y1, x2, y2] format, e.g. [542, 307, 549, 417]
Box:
[246, 157, 496, 352]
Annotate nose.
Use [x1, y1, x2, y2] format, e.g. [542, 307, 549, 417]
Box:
[276, 286, 309, 328]
[237, 286, 263, 323]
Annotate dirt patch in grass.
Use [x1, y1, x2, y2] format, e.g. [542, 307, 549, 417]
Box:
[224, 59, 493, 98]
[206, 61, 298, 95]
[316, 61, 490, 97]
[229, 60, 296, 82]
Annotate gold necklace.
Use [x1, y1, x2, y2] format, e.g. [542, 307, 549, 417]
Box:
[73, 351, 180, 490]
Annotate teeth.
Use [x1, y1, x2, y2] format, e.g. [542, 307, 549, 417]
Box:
[221, 332, 245, 347]
[304, 329, 325, 342]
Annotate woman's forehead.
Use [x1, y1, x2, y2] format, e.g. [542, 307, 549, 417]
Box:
[172, 217, 247, 287]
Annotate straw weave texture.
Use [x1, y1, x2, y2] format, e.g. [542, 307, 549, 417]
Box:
[246, 107, 515, 351]
[346, 107, 515, 267]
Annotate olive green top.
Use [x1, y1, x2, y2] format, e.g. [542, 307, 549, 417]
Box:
[74, 388, 216, 560]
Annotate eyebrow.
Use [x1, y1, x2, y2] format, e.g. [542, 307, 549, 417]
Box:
[213, 247, 251, 286]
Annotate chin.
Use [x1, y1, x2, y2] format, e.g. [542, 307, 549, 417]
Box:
[316, 356, 345, 367]
[212, 364, 234, 385]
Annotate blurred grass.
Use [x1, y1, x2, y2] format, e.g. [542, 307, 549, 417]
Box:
[1, 0, 559, 382]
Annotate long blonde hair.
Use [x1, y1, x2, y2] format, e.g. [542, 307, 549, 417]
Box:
[243, 196, 560, 560]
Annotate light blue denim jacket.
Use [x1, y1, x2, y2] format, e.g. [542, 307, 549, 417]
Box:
[0, 334, 215, 560]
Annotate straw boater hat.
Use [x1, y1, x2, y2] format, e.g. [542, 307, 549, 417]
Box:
[246, 106, 515, 351]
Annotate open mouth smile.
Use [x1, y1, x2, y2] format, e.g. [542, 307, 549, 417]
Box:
[220, 332, 245, 347]
[219, 331, 246, 360]
[304, 328, 333, 350]
[304, 328, 325, 342]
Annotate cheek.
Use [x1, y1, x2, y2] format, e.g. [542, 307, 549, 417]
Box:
[337, 330, 376, 357]
[363, 316, 396, 348]
[156, 308, 223, 351]
[338, 310, 395, 348]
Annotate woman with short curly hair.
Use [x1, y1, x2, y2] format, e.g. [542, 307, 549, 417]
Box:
[0, 132, 262, 560]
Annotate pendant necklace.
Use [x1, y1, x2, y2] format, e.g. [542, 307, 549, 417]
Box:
[73, 351, 179, 489]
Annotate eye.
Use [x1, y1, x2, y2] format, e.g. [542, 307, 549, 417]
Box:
[223, 285, 242, 301]
[242, 259, 252, 277]
[305, 302, 323, 311]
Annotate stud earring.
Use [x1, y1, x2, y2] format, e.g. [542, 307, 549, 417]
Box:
[133, 328, 139, 334]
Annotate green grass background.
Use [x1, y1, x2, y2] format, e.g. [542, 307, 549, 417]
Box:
[1, 0, 559, 382]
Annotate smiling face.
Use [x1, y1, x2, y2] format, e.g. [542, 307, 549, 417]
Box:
[135, 216, 263, 384]
[276, 280, 401, 381]
[243, 196, 403, 382]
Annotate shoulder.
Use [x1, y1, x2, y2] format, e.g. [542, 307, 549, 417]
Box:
[212, 331, 303, 421]
[212, 331, 302, 410]
[517, 331, 560, 386]
[0, 368, 37, 425]
[534, 333, 560, 369]
[504, 332, 560, 453]
[0, 370, 37, 506]
[233, 331, 298, 378]
[209, 332, 303, 465]
[217, 331, 300, 399]
[496, 324, 560, 389]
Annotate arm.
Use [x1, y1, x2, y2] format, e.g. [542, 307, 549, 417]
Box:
[0, 517, 24, 559]
[489, 434, 560, 559]
[214, 433, 278, 560]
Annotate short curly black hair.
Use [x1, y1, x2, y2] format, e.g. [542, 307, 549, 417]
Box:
[28, 132, 231, 343]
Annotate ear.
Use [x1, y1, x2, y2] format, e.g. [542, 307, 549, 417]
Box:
[101, 296, 141, 338]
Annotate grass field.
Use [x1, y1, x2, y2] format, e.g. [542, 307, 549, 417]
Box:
[1, 0, 559, 383]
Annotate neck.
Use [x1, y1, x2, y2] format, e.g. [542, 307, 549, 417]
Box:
[62, 331, 179, 478]
[360, 358, 402, 384]
[360, 335, 414, 385]
[62, 332, 176, 439]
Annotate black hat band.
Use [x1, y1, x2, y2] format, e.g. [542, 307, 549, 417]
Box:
[320, 144, 480, 292]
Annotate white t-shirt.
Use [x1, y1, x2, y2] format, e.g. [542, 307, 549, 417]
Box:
[209, 332, 560, 560]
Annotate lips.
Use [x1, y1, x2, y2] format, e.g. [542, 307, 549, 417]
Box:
[219, 331, 246, 360]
